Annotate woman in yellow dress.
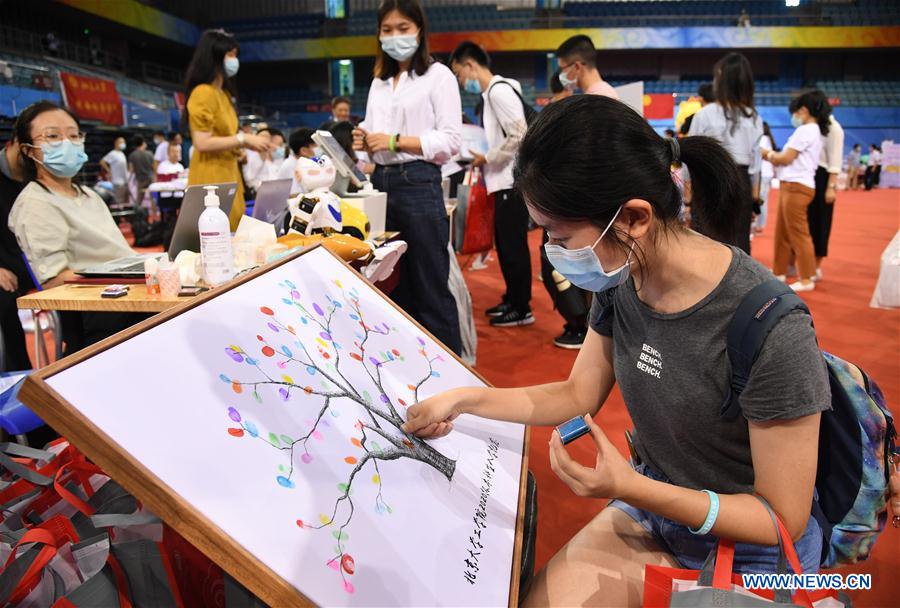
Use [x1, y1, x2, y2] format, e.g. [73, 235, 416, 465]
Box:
[183, 30, 270, 229]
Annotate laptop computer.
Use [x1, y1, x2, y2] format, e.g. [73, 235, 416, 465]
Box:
[251, 178, 292, 226]
[77, 183, 237, 278]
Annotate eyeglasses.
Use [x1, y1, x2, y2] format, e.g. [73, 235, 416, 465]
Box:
[33, 128, 86, 146]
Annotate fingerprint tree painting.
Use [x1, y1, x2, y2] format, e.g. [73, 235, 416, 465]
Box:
[218, 277, 454, 595]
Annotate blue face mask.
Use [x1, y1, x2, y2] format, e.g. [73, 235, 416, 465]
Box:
[29, 140, 88, 178]
[543, 206, 634, 293]
[272, 146, 285, 161]
[464, 78, 482, 95]
[224, 56, 240, 78]
[790, 113, 803, 128]
[380, 34, 419, 62]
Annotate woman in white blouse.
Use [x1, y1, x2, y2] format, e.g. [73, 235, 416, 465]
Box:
[353, 0, 462, 354]
[689, 52, 762, 254]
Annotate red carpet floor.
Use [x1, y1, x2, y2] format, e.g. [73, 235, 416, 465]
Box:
[465, 187, 899, 606]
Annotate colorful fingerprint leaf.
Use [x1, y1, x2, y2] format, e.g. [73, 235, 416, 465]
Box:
[276, 475, 295, 489]
[219, 373, 231, 383]
[280, 434, 294, 445]
[278, 388, 289, 401]
[227, 428, 244, 437]
[231, 382, 242, 394]
[319, 513, 330, 524]
[261, 345, 275, 357]
[244, 421, 259, 437]
[268, 432, 281, 448]
[227, 407, 241, 422]
[331, 530, 349, 541]
[260, 306, 274, 315]
[344, 456, 357, 464]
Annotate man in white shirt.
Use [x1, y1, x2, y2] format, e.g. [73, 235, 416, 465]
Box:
[100, 136, 128, 205]
[556, 35, 619, 99]
[153, 132, 182, 172]
[450, 42, 533, 328]
[864, 143, 882, 190]
[277, 127, 317, 196]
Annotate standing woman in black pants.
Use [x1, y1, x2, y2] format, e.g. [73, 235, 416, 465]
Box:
[805, 91, 844, 281]
[353, 0, 462, 354]
[688, 52, 761, 254]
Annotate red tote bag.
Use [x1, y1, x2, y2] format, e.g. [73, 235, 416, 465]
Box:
[456, 168, 495, 255]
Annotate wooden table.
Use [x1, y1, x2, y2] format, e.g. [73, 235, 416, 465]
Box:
[17, 286, 189, 367]
[17, 285, 186, 314]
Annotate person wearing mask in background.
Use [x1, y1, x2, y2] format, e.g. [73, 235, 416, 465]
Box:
[184, 29, 270, 230]
[403, 96, 828, 606]
[243, 127, 286, 190]
[549, 70, 571, 103]
[353, 0, 462, 355]
[846, 143, 861, 190]
[0, 135, 33, 370]
[10, 101, 141, 353]
[151, 130, 165, 151]
[761, 91, 828, 292]
[128, 135, 155, 213]
[450, 41, 533, 328]
[556, 35, 619, 99]
[808, 96, 844, 281]
[753, 121, 777, 235]
[331, 96, 352, 123]
[864, 143, 881, 191]
[277, 127, 317, 196]
[689, 53, 760, 254]
[100, 136, 128, 206]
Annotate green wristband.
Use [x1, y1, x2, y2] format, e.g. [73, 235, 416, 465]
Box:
[388, 134, 397, 153]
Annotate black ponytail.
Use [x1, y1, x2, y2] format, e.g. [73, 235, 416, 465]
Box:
[790, 90, 831, 137]
[514, 95, 750, 261]
[679, 135, 752, 247]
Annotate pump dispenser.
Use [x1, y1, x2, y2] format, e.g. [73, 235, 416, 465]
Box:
[199, 185, 234, 286]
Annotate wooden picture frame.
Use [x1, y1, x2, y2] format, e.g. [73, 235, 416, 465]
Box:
[19, 244, 530, 607]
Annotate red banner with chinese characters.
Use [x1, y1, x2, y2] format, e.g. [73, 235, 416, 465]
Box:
[643, 93, 675, 120]
[59, 71, 123, 126]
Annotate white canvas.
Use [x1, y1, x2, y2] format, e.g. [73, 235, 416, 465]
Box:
[47, 246, 526, 607]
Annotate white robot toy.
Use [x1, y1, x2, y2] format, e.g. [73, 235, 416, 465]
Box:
[287, 155, 343, 236]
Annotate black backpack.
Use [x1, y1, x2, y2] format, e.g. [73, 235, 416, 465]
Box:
[483, 80, 537, 137]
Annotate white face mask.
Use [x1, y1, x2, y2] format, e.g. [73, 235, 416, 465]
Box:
[558, 64, 578, 91]
[380, 33, 419, 62]
[117, 142, 126, 151]
[543, 206, 634, 293]
[791, 113, 803, 128]
[224, 56, 239, 78]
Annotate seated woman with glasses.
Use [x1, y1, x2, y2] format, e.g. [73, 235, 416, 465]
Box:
[9, 101, 143, 353]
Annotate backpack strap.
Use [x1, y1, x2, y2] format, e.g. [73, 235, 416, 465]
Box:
[720, 279, 810, 421]
[485, 80, 528, 138]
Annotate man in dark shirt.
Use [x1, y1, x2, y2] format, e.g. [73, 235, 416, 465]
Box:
[0, 136, 34, 370]
[128, 135, 155, 211]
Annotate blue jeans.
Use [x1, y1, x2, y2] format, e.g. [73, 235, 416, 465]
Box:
[372, 162, 461, 355]
[609, 463, 823, 574]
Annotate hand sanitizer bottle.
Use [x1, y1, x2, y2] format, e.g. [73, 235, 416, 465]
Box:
[199, 185, 234, 286]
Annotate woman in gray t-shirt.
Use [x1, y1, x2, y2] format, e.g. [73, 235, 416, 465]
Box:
[402, 95, 830, 606]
